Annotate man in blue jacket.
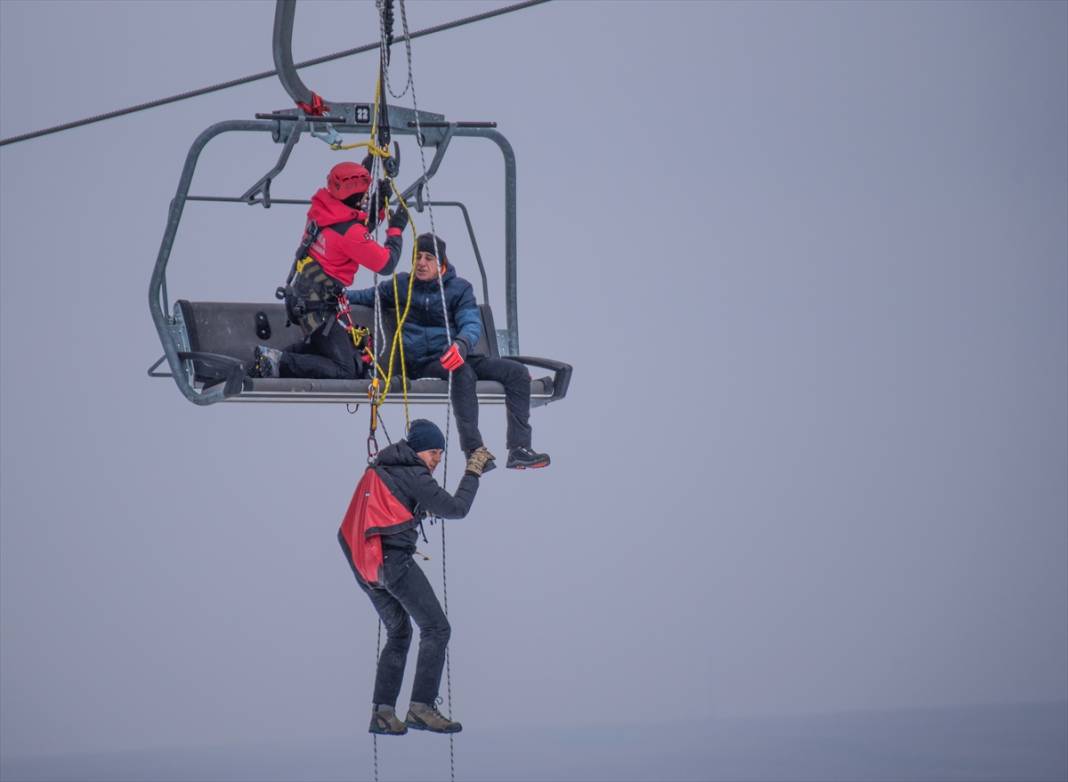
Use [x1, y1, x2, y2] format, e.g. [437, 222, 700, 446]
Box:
[348, 233, 550, 470]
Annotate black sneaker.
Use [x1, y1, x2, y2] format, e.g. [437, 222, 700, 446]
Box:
[466, 448, 496, 473]
[506, 446, 551, 470]
[246, 345, 281, 378]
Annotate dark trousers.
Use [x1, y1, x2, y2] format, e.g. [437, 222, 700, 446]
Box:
[414, 355, 532, 452]
[280, 320, 363, 380]
[340, 534, 451, 707]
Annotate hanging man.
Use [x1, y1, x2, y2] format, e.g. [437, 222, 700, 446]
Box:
[338, 419, 495, 735]
[348, 234, 551, 470]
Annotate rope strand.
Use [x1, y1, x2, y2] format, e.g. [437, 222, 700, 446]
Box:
[393, 3, 457, 778]
[373, 620, 382, 782]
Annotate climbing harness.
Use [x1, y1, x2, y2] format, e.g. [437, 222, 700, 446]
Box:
[274, 216, 382, 383]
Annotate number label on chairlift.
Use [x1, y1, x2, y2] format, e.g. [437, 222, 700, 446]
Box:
[354, 105, 371, 124]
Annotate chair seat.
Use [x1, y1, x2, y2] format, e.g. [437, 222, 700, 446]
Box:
[230, 375, 555, 404]
[165, 299, 570, 407]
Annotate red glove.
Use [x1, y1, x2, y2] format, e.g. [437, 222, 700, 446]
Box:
[439, 341, 467, 371]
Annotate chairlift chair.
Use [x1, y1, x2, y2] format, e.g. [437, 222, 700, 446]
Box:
[148, 0, 572, 408]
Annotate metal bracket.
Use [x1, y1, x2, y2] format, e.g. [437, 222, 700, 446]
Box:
[147, 354, 170, 378]
[398, 124, 454, 203]
[239, 116, 305, 207]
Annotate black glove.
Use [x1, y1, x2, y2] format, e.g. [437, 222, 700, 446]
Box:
[375, 180, 391, 214]
[363, 182, 391, 232]
[360, 152, 374, 171]
[388, 208, 409, 232]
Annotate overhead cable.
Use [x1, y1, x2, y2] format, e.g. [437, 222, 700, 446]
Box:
[0, 0, 551, 148]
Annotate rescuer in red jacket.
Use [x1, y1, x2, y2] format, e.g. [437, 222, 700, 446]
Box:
[338, 419, 495, 735]
[247, 161, 409, 380]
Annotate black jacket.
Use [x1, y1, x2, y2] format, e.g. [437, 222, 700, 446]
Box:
[375, 440, 479, 552]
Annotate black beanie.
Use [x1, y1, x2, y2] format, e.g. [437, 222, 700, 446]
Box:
[406, 419, 446, 453]
[416, 233, 447, 264]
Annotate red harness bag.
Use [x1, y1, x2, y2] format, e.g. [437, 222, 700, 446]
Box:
[339, 467, 414, 586]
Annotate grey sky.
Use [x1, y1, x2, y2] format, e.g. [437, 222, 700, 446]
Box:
[2, 1, 1066, 779]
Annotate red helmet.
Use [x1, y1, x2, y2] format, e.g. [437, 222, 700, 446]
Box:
[327, 162, 372, 200]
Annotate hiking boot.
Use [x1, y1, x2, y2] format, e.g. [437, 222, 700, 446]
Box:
[369, 704, 408, 736]
[465, 448, 496, 474]
[506, 446, 551, 470]
[406, 701, 462, 734]
[247, 345, 282, 378]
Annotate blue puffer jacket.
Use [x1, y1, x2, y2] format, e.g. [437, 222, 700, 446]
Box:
[347, 261, 482, 368]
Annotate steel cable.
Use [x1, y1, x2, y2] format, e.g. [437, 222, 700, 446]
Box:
[0, 0, 551, 148]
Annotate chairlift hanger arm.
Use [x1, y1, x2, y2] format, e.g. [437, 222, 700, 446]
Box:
[273, 0, 320, 111]
[272, 1, 447, 129]
[273, 0, 393, 126]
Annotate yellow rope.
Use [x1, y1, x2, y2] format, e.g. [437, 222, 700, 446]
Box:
[358, 72, 417, 427]
[331, 76, 392, 161]
[376, 182, 419, 413]
[347, 325, 389, 386]
[330, 139, 392, 156]
[323, 69, 425, 430]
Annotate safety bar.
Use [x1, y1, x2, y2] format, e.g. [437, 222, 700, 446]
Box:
[146, 352, 244, 396]
[176, 197, 490, 325]
[178, 352, 246, 397]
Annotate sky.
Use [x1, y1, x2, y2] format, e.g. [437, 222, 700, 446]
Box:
[1, 1, 1066, 780]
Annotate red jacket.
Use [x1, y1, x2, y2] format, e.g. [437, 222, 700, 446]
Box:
[339, 467, 413, 586]
[305, 188, 403, 287]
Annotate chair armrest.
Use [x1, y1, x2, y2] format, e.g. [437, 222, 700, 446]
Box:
[177, 351, 246, 398]
[511, 355, 573, 403]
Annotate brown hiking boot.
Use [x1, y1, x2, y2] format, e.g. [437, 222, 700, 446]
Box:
[369, 704, 408, 736]
[405, 701, 462, 734]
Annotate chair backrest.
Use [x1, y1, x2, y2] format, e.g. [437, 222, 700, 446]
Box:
[175, 300, 499, 379]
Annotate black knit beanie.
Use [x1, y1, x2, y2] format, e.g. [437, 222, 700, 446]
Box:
[416, 233, 447, 264]
[406, 419, 446, 453]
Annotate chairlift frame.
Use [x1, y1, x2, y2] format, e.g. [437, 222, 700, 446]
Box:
[148, 0, 571, 407]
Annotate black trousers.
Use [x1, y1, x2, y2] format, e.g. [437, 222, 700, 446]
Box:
[280, 320, 364, 380]
[340, 534, 451, 707]
[414, 355, 532, 453]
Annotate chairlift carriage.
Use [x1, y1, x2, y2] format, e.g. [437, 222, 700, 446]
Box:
[148, 5, 558, 775]
[148, 0, 572, 409]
